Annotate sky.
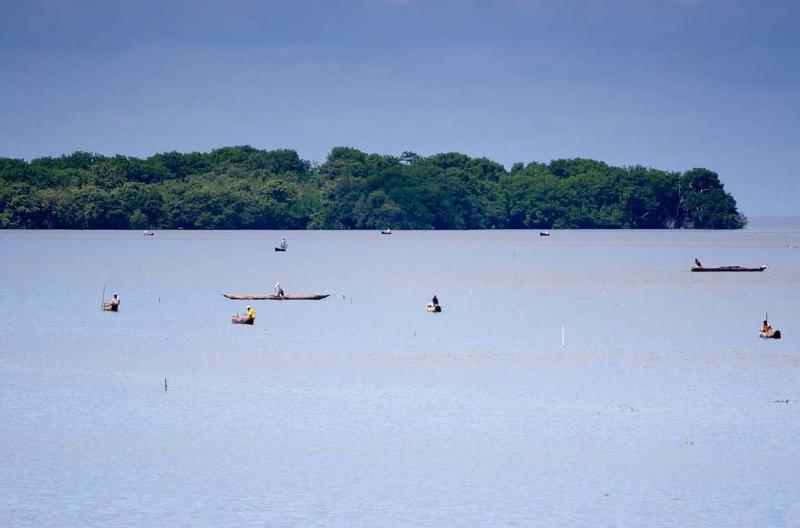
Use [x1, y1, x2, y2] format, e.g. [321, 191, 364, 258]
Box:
[0, 0, 798, 216]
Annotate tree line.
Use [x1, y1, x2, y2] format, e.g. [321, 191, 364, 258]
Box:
[0, 146, 746, 229]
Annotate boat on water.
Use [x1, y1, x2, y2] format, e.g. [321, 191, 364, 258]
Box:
[426, 303, 442, 313]
[539, 231, 550, 237]
[231, 314, 254, 325]
[381, 229, 392, 235]
[143, 230, 154, 236]
[759, 330, 782, 339]
[102, 303, 119, 312]
[691, 265, 767, 272]
[274, 246, 286, 252]
[275, 238, 287, 251]
[223, 293, 331, 301]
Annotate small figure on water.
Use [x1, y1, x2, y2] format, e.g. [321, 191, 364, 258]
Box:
[103, 293, 121, 312]
[427, 294, 442, 313]
[280, 237, 287, 250]
[274, 282, 285, 297]
[231, 305, 256, 325]
[694, 257, 703, 268]
[760, 318, 781, 339]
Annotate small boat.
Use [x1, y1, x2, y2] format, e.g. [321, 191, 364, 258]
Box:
[102, 303, 119, 312]
[223, 293, 331, 301]
[381, 229, 392, 235]
[275, 239, 288, 251]
[426, 303, 442, 313]
[231, 314, 254, 325]
[691, 265, 767, 272]
[539, 231, 550, 236]
[143, 230, 155, 236]
[759, 330, 782, 339]
[274, 246, 286, 252]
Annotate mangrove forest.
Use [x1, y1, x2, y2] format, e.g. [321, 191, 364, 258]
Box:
[0, 146, 746, 230]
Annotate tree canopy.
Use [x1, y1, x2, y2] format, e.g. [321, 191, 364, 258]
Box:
[0, 146, 746, 229]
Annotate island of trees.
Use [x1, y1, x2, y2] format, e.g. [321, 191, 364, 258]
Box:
[0, 146, 746, 230]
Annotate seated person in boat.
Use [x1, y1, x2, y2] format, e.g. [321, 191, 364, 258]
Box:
[245, 305, 256, 322]
[274, 282, 285, 297]
[431, 294, 439, 306]
[694, 258, 703, 267]
[103, 293, 121, 311]
[761, 320, 773, 334]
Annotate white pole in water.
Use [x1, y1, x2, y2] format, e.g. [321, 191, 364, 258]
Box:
[561, 324, 566, 347]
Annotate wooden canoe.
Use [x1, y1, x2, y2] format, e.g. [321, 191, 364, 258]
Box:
[759, 330, 781, 339]
[691, 266, 767, 272]
[223, 293, 331, 301]
[231, 315, 254, 325]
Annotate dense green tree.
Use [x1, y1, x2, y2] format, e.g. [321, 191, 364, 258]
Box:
[0, 146, 746, 229]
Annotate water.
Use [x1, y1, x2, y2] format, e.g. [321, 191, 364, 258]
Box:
[1, 220, 799, 527]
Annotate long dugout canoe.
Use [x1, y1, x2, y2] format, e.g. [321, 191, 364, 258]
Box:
[691, 266, 767, 272]
[223, 293, 331, 300]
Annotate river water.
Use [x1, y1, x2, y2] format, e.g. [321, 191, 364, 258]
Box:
[1, 220, 799, 527]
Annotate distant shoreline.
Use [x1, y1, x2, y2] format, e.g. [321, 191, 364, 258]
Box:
[0, 146, 746, 230]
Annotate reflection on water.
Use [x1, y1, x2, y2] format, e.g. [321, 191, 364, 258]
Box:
[1, 220, 799, 527]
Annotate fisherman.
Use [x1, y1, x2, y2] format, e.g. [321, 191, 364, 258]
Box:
[274, 282, 285, 297]
[280, 237, 287, 250]
[246, 305, 256, 322]
[761, 320, 773, 334]
[103, 293, 121, 311]
[694, 258, 703, 268]
[431, 294, 439, 306]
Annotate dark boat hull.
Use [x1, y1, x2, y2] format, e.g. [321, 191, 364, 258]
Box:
[274, 247, 286, 252]
[691, 266, 767, 272]
[223, 293, 331, 301]
[759, 330, 781, 339]
[102, 303, 119, 312]
[231, 315, 254, 325]
[426, 304, 442, 313]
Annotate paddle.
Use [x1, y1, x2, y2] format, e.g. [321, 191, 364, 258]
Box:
[101, 284, 106, 311]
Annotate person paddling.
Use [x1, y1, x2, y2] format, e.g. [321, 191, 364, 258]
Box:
[694, 258, 703, 268]
[103, 293, 120, 311]
[245, 305, 256, 322]
[274, 282, 285, 297]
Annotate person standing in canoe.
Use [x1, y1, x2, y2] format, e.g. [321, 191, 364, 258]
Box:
[431, 294, 439, 307]
[245, 305, 256, 322]
[694, 258, 703, 268]
[274, 282, 285, 297]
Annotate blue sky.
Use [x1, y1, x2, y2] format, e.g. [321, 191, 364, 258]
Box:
[1, 0, 798, 215]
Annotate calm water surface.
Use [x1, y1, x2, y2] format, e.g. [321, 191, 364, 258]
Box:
[1, 220, 799, 527]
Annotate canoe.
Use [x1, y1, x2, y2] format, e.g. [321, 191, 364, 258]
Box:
[102, 303, 119, 312]
[223, 293, 331, 301]
[143, 231, 154, 236]
[759, 330, 781, 339]
[231, 315, 254, 325]
[426, 304, 442, 313]
[539, 231, 550, 236]
[381, 229, 392, 235]
[691, 266, 767, 272]
[274, 247, 286, 252]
